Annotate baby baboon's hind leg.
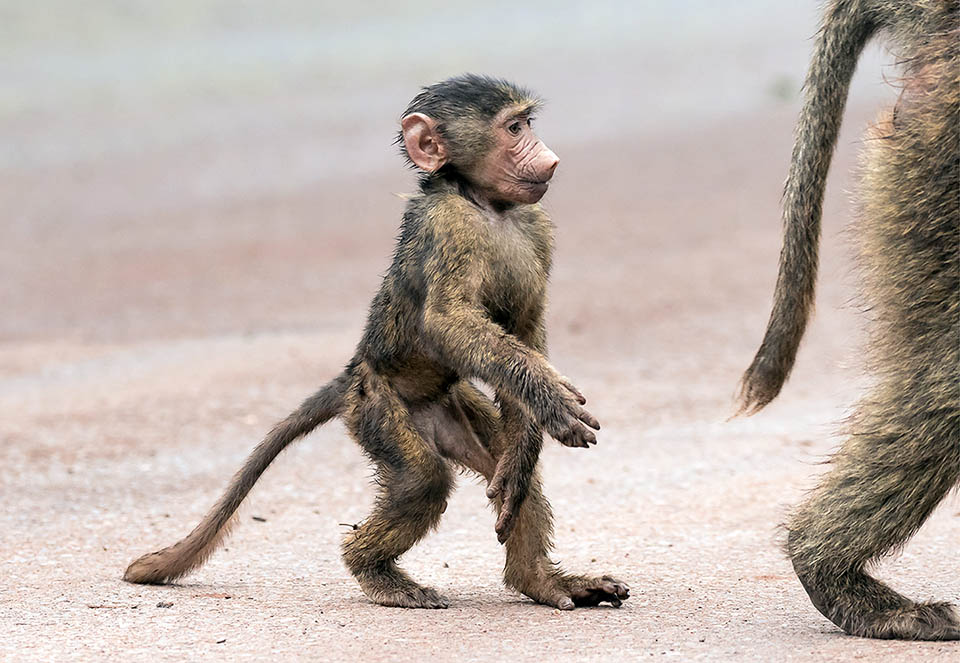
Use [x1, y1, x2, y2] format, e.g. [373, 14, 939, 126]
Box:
[341, 390, 454, 609]
[499, 465, 629, 611]
[452, 383, 630, 610]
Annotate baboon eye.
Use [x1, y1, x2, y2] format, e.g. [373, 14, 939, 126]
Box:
[508, 121, 522, 135]
[526, 118, 533, 127]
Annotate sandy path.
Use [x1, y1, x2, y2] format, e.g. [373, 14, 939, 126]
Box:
[1, 2, 957, 661]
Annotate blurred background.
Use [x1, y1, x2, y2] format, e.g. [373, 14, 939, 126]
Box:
[6, 3, 955, 662]
[1, 0, 892, 344]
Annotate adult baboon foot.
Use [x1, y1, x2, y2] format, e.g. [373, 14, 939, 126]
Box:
[854, 602, 960, 641]
[792, 558, 960, 640]
[797, 596, 960, 641]
[355, 564, 449, 609]
[519, 572, 629, 610]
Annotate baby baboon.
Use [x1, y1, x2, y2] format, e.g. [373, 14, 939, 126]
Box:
[738, 0, 959, 641]
[124, 74, 629, 611]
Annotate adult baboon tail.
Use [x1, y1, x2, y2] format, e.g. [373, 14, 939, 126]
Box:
[123, 371, 351, 584]
[737, 0, 878, 415]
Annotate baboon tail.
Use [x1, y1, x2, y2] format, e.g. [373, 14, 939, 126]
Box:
[737, 0, 878, 415]
[123, 371, 351, 584]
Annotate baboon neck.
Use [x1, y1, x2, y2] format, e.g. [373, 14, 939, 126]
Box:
[418, 171, 518, 215]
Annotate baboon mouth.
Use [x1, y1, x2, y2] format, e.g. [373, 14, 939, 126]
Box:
[520, 179, 551, 188]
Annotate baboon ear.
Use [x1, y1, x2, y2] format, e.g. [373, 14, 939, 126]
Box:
[401, 113, 447, 172]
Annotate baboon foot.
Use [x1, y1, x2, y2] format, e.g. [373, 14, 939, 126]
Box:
[517, 571, 630, 610]
[354, 565, 449, 609]
[843, 602, 960, 641]
[792, 558, 960, 640]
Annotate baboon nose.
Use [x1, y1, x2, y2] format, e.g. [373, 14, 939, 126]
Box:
[541, 150, 559, 181]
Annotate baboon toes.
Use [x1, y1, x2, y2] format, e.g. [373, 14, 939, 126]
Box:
[356, 572, 450, 609]
[373, 585, 450, 609]
[568, 575, 631, 608]
[529, 573, 630, 610]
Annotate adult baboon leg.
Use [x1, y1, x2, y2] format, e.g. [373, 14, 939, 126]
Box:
[787, 398, 960, 640]
[788, 58, 960, 640]
[341, 389, 454, 609]
[452, 383, 629, 610]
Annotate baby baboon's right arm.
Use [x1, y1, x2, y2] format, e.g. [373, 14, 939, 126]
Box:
[420, 240, 598, 448]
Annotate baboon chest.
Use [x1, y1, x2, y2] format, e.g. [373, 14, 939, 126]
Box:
[479, 217, 549, 333]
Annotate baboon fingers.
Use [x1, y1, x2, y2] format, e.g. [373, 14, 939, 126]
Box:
[578, 426, 597, 446]
[558, 376, 586, 405]
[486, 465, 525, 544]
[485, 456, 508, 499]
[556, 422, 597, 448]
[575, 406, 600, 431]
[490, 470, 521, 543]
[495, 505, 517, 544]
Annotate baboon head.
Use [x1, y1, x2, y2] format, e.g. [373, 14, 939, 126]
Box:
[399, 74, 559, 205]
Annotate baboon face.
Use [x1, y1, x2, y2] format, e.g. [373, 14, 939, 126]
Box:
[470, 107, 559, 204]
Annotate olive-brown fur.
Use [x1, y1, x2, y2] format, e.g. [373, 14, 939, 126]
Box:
[738, 0, 959, 641]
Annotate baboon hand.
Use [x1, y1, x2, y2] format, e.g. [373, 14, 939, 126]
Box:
[485, 451, 527, 544]
[548, 386, 600, 448]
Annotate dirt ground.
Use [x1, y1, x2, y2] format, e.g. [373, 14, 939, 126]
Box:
[1, 3, 957, 661]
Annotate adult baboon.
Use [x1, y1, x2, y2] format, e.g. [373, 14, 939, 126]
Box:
[124, 74, 629, 611]
[738, 0, 959, 641]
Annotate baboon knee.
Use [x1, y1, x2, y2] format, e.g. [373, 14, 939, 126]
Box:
[392, 459, 454, 517]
